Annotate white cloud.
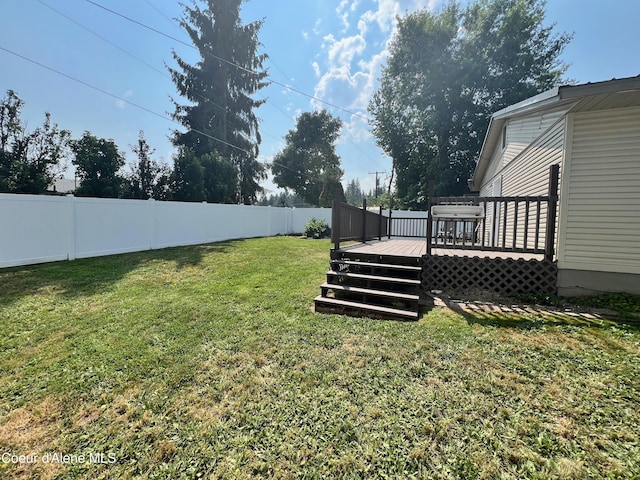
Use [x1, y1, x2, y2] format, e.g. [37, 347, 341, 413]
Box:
[312, 18, 322, 35]
[323, 33, 366, 68]
[116, 90, 133, 109]
[311, 61, 321, 78]
[311, 0, 442, 143]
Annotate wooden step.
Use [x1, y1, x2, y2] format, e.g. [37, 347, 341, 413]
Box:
[331, 251, 422, 266]
[314, 295, 419, 320]
[331, 260, 422, 272]
[327, 271, 421, 285]
[320, 283, 419, 301]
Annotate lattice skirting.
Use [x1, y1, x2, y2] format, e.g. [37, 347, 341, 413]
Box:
[422, 255, 558, 295]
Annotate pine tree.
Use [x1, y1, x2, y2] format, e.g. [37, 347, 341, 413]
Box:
[169, 0, 269, 204]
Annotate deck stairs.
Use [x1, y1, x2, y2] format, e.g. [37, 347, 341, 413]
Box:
[314, 250, 422, 321]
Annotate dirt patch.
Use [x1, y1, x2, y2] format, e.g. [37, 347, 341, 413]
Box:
[0, 397, 65, 479]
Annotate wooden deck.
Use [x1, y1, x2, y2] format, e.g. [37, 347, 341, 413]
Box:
[338, 238, 544, 261]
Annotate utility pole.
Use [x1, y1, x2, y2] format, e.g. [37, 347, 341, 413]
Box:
[368, 171, 387, 199]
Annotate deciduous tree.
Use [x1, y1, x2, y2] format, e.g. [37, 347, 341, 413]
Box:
[369, 0, 571, 208]
[71, 132, 125, 198]
[0, 90, 70, 193]
[125, 131, 171, 200]
[272, 110, 344, 207]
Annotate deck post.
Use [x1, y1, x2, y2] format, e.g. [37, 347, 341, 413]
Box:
[361, 197, 367, 243]
[387, 210, 392, 239]
[378, 205, 383, 240]
[426, 180, 435, 256]
[545, 164, 560, 261]
[331, 198, 341, 251]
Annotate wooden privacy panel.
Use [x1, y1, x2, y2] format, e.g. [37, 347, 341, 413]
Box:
[422, 255, 557, 296]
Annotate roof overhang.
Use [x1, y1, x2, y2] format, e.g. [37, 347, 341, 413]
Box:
[469, 75, 640, 191]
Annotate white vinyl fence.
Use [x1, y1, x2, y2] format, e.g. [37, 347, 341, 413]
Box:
[0, 194, 331, 268]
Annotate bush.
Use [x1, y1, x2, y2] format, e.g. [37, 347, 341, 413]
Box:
[304, 217, 330, 239]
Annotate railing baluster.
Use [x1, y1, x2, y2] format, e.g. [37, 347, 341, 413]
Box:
[512, 199, 519, 250]
[524, 200, 530, 251]
[482, 200, 487, 248]
[535, 199, 541, 251]
[502, 201, 508, 251]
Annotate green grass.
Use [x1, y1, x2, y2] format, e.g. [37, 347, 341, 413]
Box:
[1, 236, 639, 479]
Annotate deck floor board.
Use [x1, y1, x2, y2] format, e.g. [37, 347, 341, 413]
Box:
[338, 238, 543, 261]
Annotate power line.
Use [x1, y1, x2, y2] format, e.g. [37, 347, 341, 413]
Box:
[368, 170, 387, 198]
[83, 0, 373, 122]
[69, 0, 374, 174]
[0, 45, 321, 182]
[0, 45, 249, 155]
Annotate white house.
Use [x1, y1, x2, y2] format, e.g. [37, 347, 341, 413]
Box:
[470, 75, 640, 295]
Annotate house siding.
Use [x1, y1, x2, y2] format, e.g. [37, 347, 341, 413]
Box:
[501, 110, 567, 168]
[559, 106, 640, 274]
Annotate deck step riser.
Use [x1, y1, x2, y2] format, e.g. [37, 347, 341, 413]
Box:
[331, 251, 422, 267]
[326, 274, 420, 295]
[330, 261, 421, 280]
[321, 288, 419, 311]
[314, 296, 418, 321]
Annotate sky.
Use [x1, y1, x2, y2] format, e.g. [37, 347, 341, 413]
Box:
[1, 0, 639, 198]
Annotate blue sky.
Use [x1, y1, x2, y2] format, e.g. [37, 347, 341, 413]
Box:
[1, 0, 639, 196]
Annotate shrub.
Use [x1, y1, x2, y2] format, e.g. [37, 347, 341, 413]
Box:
[304, 217, 330, 239]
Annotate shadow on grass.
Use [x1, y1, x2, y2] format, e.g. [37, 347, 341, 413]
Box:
[0, 240, 241, 306]
[432, 295, 640, 332]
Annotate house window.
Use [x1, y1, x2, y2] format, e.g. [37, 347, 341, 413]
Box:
[501, 124, 507, 150]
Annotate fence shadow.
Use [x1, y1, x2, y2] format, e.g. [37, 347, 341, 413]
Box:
[0, 240, 239, 306]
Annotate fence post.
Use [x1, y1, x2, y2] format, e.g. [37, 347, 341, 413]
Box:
[387, 210, 392, 239]
[378, 205, 383, 240]
[545, 164, 560, 261]
[66, 194, 76, 261]
[331, 198, 341, 250]
[426, 181, 435, 256]
[361, 197, 367, 243]
[148, 198, 156, 251]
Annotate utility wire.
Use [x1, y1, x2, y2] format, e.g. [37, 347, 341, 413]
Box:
[142, 0, 187, 37]
[38, 0, 228, 113]
[0, 45, 248, 154]
[37, 0, 166, 79]
[83, 0, 373, 122]
[0, 46, 318, 180]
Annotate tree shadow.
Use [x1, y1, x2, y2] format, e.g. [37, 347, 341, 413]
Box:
[0, 240, 240, 306]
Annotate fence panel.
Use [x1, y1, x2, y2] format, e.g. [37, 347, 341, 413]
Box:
[0, 194, 69, 267]
[0, 194, 332, 268]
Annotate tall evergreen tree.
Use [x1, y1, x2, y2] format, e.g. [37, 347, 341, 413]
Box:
[344, 178, 365, 206]
[369, 0, 571, 208]
[169, 0, 269, 204]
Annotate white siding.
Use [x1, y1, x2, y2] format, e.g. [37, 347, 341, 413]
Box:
[478, 118, 565, 252]
[479, 108, 568, 193]
[501, 109, 566, 167]
[559, 106, 640, 274]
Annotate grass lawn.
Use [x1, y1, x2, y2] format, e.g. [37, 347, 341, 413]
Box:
[1, 236, 639, 479]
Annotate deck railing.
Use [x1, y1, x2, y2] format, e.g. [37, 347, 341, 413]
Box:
[387, 212, 428, 238]
[428, 196, 550, 254]
[331, 198, 387, 250]
[331, 164, 559, 261]
[427, 164, 560, 261]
